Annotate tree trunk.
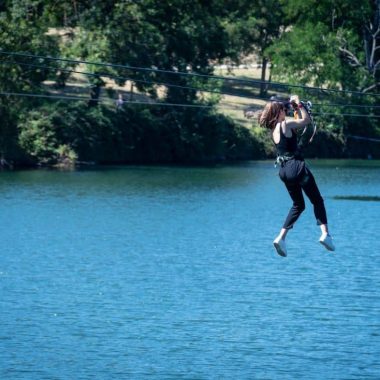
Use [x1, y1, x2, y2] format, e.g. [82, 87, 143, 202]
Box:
[72, 0, 78, 19]
[260, 57, 268, 97]
[366, 0, 379, 73]
[88, 85, 101, 107]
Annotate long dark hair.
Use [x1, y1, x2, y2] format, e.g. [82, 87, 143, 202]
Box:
[258, 102, 284, 130]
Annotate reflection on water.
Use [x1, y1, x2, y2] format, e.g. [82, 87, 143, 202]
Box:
[1, 161, 380, 379]
[333, 195, 380, 201]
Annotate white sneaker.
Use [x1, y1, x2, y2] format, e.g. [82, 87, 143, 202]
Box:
[319, 233, 335, 251]
[273, 237, 287, 257]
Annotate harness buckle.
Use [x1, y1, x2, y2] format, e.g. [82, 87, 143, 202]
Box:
[274, 155, 294, 168]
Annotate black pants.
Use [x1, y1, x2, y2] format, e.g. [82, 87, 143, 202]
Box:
[279, 159, 327, 230]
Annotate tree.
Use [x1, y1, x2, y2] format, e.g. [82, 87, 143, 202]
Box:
[267, 0, 379, 93]
[221, 0, 288, 96]
[339, 0, 380, 93]
[266, 0, 379, 156]
[57, 0, 250, 103]
[0, 1, 60, 159]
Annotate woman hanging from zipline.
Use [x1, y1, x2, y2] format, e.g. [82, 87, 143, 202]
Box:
[258, 95, 335, 257]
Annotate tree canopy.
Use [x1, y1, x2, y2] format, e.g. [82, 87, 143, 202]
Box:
[0, 0, 379, 166]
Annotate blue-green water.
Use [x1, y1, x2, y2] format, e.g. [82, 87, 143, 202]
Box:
[1, 161, 379, 379]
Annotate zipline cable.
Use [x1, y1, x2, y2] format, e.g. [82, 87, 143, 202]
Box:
[312, 112, 380, 118]
[312, 103, 380, 109]
[347, 135, 380, 142]
[0, 91, 246, 109]
[1, 91, 380, 118]
[2, 59, 380, 112]
[0, 60, 263, 101]
[1, 50, 379, 97]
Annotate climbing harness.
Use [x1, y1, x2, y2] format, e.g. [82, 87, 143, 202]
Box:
[274, 154, 295, 168]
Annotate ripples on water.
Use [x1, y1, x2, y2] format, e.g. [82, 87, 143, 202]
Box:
[0, 161, 379, 379]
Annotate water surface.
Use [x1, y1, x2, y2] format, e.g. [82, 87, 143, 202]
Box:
[1, 160, 379, 379]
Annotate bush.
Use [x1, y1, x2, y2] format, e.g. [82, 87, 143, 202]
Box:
[15, 101, 262, 165]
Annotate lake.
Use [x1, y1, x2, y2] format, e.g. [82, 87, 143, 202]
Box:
[1, 160, 379, 379]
